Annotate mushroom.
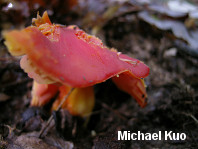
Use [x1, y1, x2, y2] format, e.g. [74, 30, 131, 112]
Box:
[4, 11, 150, 117]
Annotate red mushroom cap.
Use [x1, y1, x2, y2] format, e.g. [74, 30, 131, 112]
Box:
[4, 11, 149, 108]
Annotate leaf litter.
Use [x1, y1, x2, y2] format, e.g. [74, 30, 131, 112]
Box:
[0, 0, 198, 148]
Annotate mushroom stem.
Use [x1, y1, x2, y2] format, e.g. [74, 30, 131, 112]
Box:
[39, 88, 74, 138]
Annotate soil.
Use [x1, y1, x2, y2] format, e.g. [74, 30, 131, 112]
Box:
[0, 0, 198, 149]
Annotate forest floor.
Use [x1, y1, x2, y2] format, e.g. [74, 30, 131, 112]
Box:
[0, 0, 198, 148]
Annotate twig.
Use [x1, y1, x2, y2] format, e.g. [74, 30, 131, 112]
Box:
[182, 112, 198, 124]
[189, 114, 198, 124]
[39, 88, 74, 138]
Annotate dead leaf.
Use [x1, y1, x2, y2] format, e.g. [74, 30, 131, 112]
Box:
[0, 93, 10, 102]
[6, 132, 74, 149]
[138, 11, 198, 57]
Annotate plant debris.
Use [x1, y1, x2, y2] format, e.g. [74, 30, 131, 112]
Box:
[0, 0, 198, 148]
